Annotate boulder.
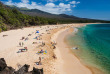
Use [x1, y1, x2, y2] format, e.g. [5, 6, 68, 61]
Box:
[0, 58, 7, 71]
[0, 58, 44, 74]
[15, 64, 30, 74]
[31, 67, 43, 74]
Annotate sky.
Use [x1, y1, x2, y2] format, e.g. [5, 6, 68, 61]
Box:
[1, 0, 110, 20]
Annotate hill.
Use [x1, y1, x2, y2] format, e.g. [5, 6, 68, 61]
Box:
[8, 5, 86, 20]
[20, 9, 80, 19]
[8, 5, 110, 23]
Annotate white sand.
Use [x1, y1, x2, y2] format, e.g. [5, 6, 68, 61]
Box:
[0, 24, 92, 74]
[0, 25, 58, 70]
[51, 24, 92, 74]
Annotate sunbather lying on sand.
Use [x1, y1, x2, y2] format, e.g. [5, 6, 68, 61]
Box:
[3, 35, 8, 37]
[25, 37, 29, 41]
[36, 49, 47, 55]
[17, 47, 28, 53]
[28, 34, 31, 36]
[33, 42, 37, 44]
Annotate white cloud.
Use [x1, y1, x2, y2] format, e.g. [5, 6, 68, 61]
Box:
[45, 3, 55, 7]
[47, 0, 58, 2]
[70, 1, 76, 4]
[70, 1, 80, 4]
[69, 1, 80, 8]
[3, 0, 80, 14]
[44, 3, 71, 14]
[73, 5, 76, 7]
[59, 3, 70, 8]
[67, 8, 71, 11]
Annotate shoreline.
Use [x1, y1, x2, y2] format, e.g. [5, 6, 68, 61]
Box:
[52, 25, 92, 74]
[62, 26, 104, 74]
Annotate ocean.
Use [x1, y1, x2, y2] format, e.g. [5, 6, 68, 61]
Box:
[66, 24, 110, 74]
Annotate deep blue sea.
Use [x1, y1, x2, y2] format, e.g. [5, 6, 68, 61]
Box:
[66, 24, 110, 74]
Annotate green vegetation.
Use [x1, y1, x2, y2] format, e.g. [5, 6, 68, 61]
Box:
[0, 2, 53, 31]
[0, 2, 110, 32]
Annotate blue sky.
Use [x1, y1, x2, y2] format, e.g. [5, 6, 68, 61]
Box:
[1, 0, 110, 20]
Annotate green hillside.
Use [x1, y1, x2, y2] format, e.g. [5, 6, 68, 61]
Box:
[0, 2, 58, 32]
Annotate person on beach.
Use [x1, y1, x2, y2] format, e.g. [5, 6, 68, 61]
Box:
[38, 57, 42, 65]
[39, 57, 41, 61]
[22, 42, 24, 46]
[42, 42, 45, 46]
[25, 37, 29, 41]
[40, 49, 43, 53]
[19, 42, 21, 46]
[53, 45, 56, 49]
[24, 47, 28, 51]
[21, 37, 25, 40]
[33, 42, 37, 44]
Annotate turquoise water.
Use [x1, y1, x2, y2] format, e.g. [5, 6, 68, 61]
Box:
[66, 24, 110, 74]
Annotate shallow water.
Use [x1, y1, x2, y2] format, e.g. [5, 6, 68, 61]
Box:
[66, 24, 110, 74]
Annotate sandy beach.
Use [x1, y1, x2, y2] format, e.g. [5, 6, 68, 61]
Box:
[0, 24, 92, 74]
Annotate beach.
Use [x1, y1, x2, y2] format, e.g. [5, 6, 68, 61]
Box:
[52, 27, 92, 74]
[0, 24, 92, 74]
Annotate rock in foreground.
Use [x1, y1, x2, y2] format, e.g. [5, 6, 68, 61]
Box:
[0, 58, 43, 74]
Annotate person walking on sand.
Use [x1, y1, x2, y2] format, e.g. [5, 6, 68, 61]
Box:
[38, 57, 42, 65]
[22, 42, 24, 47]
[19, 42, 21, 47]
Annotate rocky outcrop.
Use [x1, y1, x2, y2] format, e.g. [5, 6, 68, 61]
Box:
[31, 67, 43, 74]
[0, 58, 43, 74]
[0, 58, 7, 71]
[0, 58, 15, 74]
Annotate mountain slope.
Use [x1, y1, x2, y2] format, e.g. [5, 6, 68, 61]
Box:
[20, 9, 80, 19]
[9, 5, 110, 22]
[7, 5, 84, 20]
